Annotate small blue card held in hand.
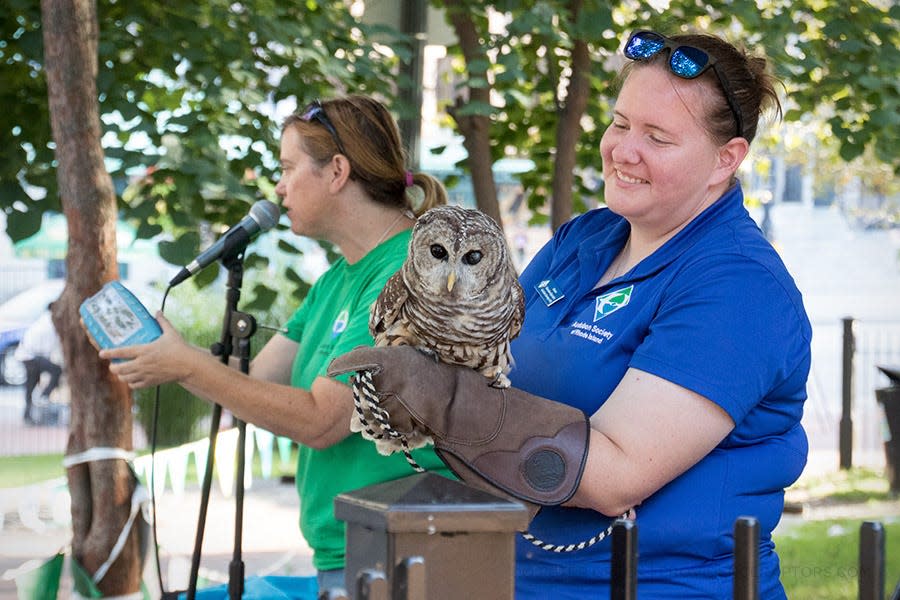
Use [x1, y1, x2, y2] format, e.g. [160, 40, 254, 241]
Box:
[79, 281, 162, 352]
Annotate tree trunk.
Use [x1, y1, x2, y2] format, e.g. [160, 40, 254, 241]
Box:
[444, 0, 504, 230]
[551, 0, 589, 232]
[40, 0, 142, 595]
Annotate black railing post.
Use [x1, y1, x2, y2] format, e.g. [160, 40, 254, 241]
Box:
[734, 516, 759, 600]
[859, 521, 885, 600]
[840, 316, 855, 469]
[610, 519, 637, 600]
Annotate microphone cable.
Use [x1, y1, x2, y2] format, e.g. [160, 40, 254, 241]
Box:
[148, 284, 172, 597]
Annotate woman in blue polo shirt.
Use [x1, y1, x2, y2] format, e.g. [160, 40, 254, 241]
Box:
[332, 30, 811, 598]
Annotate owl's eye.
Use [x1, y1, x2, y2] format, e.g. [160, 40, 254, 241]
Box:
[463, 250, 483, 265]
[430, 244, 448, 260]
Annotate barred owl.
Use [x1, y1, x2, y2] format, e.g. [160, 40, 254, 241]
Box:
[353, 205, 525, 454]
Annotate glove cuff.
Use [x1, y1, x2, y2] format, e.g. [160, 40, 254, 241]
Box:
[436, 416, 590, 506]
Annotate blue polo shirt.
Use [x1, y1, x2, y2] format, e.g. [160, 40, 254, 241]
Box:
[510, 184, 811, 599]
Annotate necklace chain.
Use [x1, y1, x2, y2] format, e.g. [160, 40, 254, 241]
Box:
[596, 247, 629, 289]
[607, 255, 626, 280]
[373, 212, 406, 247]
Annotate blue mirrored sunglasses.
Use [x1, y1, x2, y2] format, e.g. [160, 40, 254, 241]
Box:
[299, 99, 347, 156]
[624, 30, 744, 140]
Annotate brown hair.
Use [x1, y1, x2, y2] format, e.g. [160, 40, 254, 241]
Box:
[625, 32, 782, 144]
[282, 95, 447, 217]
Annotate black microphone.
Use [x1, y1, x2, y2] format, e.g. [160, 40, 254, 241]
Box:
[169, 200, 281, 287]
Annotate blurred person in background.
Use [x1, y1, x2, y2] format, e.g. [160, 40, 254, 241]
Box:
[16, 304, 63, 424]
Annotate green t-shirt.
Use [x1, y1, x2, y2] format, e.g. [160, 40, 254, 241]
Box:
[283, 229, 452, 571]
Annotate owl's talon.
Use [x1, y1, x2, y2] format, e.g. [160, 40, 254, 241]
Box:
[414, 347, 439, 362]
[488, 372, 511, 388]
[363, 205, 524, 460]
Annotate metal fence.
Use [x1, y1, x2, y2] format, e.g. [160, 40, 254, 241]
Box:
[2, 317, 899, 463]
[321, 520, 896, 600]
[322, 473, 897, 600]
[0, 383, 149, 457]
[805, 318, 900, 470]
[0, 259, 52, 303]
[325, 520, 894, 600]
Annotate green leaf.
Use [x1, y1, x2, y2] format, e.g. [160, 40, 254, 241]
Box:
[243, 283, 278, 312]
[158, 231, 200, 265]
[455, 100, 494, 117]
[5, 206, 44, 242]
[571, 4, 613, 40]
[868, 109, 897, 129]
[135, 221, 163, 239]
[839, 140, 864, 162]
[467, 58, 492, 75]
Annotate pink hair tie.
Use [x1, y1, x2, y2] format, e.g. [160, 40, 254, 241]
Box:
[405, 171, 414, 187]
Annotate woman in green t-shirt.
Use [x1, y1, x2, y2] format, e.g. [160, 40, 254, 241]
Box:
[103, 95, 452, 592]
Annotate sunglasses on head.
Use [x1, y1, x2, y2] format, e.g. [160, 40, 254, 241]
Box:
[624, 30, 744, 140]
[299, 99, 347, 156]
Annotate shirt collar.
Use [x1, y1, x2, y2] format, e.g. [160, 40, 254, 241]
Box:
[580, 183, 747, 286]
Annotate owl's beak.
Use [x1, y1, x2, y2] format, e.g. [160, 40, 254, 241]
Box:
[446, 271, 456, 292]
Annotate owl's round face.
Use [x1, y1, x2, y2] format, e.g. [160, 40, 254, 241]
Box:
[406, 205, 510, 299]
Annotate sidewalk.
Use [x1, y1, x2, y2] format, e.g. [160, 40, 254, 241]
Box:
[0, 386, 313, 598]
[0, 475, 313, 599]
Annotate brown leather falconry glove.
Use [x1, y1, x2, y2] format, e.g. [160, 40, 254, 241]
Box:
[328, 345, 590, 520]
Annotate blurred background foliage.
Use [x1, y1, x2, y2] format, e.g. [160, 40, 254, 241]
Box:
[0, 0, 897, 300]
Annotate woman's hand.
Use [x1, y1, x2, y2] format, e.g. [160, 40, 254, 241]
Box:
[100, 312, 200, 389]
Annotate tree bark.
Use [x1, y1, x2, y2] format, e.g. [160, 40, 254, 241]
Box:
[443, 0, 503, 230]
[40, 0, 142, 594]
[551, 0, 590, 232]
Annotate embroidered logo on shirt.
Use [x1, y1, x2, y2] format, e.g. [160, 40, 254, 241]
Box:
[594, 285, 633, 321]
[570, 321, 613, 345]
[332, 309, 349, 339]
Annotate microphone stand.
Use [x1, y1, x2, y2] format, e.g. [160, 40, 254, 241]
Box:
[185, 240, 257, 600]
